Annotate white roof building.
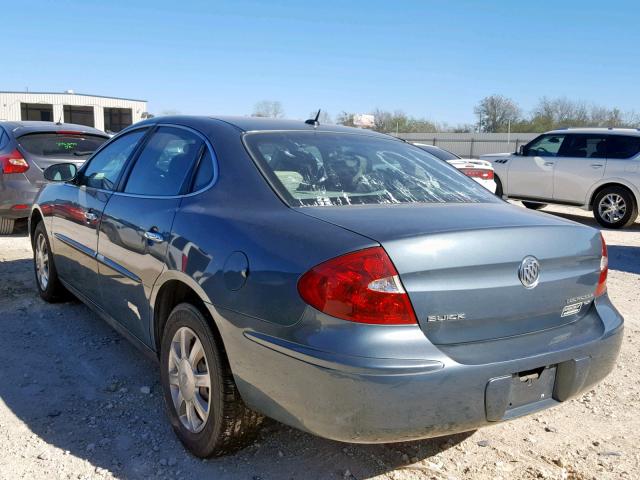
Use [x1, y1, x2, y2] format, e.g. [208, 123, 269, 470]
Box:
[0, 91, 148, 133]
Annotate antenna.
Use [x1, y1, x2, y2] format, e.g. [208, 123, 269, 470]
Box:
[305, 109, 321, 126]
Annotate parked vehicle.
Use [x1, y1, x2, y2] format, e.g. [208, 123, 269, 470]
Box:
[415, 143, 497, 193]
[0, 121, 108, 234]
[30, 116, 623, 457]
[481, 128, 640, 228]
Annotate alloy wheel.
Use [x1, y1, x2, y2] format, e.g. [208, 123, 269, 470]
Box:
[35, 233, 50, 290]
[168, 327, 212, 433]
[598, 193, 627, 224]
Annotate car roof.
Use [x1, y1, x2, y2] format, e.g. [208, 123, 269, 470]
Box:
[142, 115, 396, 139]
[547, 127, 640, 137]
[0, 121, 108, 137]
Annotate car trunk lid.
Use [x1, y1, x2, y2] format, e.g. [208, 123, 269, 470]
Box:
[298, 203, 603, 344]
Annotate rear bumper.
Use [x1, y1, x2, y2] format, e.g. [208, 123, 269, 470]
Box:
[212, 296, 623, 443]
[0, 176, 39, 219]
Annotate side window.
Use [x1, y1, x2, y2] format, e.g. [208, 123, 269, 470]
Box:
[559, 135, 607, 158]
[124, 126, 204, 196]
[607, 136, 640, 159]
[525, 134, 566, 157]
[79, 129, 146, 190]
[192, 149, 214, 191]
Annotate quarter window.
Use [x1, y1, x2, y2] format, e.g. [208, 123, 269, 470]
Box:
[607, 135, 640, 159]
[79, 129, 146, 190]
[525, 134, 566, 157]
[124, 126, 204, 196]
[192, 149, 214, 191]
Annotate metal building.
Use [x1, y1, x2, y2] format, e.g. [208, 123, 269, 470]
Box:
[0, 91, 147, 133]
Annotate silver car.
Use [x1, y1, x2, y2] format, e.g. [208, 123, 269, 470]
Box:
[30, 116, 623, 457]
[482, 128, 640, 228]
[0, 121, 108, 234]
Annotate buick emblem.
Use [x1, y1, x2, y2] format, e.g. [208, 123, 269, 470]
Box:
[518, 256, 540, 289]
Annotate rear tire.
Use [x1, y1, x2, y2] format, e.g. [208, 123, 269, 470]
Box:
[33, 222, 68, 302]
[160, 303, 263, 457]
[0, 217, 15, 235]
[593, 186, 638, 229]
[522, 202, 547, 210]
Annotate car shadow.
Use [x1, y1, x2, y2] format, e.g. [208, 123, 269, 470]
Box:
[607, 245, 640, 275]
[0, 254, 474, 479]
[539, 208, 640, 232]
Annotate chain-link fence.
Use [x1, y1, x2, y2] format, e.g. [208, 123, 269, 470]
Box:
[394, 132, 538, 158]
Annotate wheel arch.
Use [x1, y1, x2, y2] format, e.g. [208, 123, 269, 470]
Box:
[29, 207, 45, 246]
[587, 180, 639, 210]
[150, 271, 219, 354]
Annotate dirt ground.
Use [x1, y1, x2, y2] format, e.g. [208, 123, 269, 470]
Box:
[0, 204, 638, 480]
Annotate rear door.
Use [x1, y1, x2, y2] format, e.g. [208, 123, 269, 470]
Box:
[50, 129, 148, 302]
[97, 125, 210, 343]
[507, 134, 566, 199]
[553, 134, 607, 204]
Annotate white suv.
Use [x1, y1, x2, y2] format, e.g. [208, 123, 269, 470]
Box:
[482, 128, 640, 228]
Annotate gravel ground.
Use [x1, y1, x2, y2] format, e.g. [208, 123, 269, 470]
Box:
[0, 204, 638, 480]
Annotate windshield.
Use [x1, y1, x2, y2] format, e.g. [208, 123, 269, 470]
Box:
[18, 133, 108, 158]
[244, 131, 498, 207]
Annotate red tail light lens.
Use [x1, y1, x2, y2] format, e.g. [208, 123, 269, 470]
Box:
[595, 233, 608, 297]
[1, 149, 29, 174]
[297, 247, 418, 325]
[460, 168, 494, 180]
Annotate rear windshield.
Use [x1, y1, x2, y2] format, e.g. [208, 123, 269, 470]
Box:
[417, 145, 459, 161]
[244, 131, 498, 207]
[18, 133, 108, 158]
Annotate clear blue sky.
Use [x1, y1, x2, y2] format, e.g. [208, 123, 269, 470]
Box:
[3, 0, 639, 124]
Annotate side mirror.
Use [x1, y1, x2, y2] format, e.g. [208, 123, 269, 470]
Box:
[44, 163, 78, 182]
[518, 145, 526, 156]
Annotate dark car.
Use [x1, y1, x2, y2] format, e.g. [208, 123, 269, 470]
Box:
[0, 121, 108, 234]
[29, 116, 623, 457]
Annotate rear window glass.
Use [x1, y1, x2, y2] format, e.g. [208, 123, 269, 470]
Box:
[18, 133, 108, 158]
[244, 132, 498, 207]
[417, 145, 459, 161]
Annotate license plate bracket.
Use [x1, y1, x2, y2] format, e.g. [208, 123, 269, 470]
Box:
[485, 365, 557, 421]
[508, 366, 556, 411]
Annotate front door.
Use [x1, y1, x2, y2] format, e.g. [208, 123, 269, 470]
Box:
[507, 133, 567, 200]
[553, 134, 607, 204]
[97, 125, 207, 343]
[50, 129, 148, 303]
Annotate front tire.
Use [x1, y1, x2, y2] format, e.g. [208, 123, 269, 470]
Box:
[593, 187, 638, 229]
[33, 222, 68, 302]
[0, 217, 15, 235]
[522, 201, 547, 210]
[160, 303, 263, 457]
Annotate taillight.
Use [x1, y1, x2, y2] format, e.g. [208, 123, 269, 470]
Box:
[0, 149, 29, 174]
[297, 247, 418, 325]
[595, 233, 608, 297]
[460, 168, 494, 180]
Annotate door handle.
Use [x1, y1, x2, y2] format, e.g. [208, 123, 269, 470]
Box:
[143, 230, 164, 243]
[544, 162, 554, 166]
[84, 210, 98, 222]
[591, 164, 603, 168]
